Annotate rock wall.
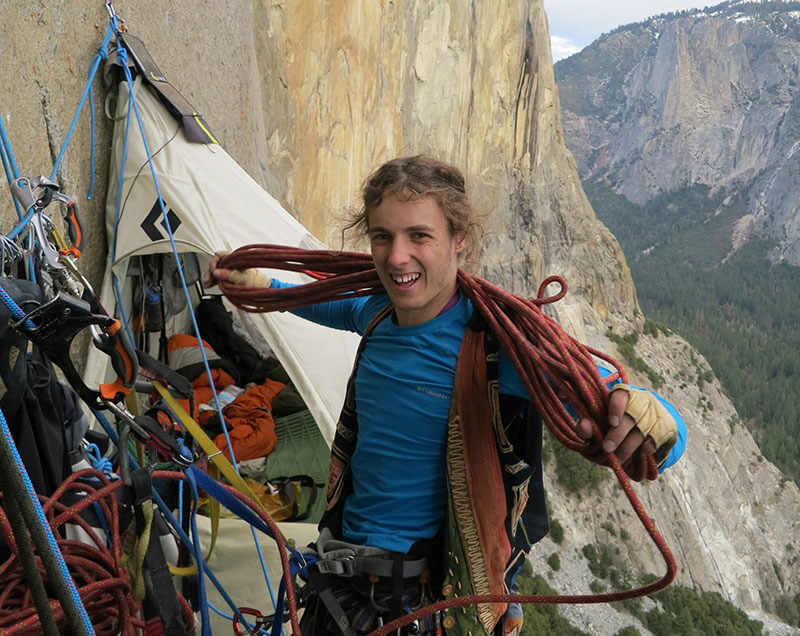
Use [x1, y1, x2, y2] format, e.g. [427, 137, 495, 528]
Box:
[1, 0, 798, 630]
[249, 0, 638, 338]
[0, 0, 638, 337]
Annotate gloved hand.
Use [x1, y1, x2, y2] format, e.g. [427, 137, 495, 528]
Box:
[202, 252, 271, 289]
[609, 384, 678, 467]
[576, 383, 678, 477]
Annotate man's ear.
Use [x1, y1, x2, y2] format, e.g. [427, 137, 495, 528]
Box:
[454, 232, 468, 254]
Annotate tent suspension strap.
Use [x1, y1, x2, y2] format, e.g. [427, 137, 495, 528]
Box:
[216, 245, 679, 636]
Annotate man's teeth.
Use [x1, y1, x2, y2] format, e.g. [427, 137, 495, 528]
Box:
[392, 273, 420, 284]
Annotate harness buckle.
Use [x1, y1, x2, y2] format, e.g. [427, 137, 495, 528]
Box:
[316, 553, 357, 577]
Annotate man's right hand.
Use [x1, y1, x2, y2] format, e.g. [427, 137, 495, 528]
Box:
[202, 253, 271, 289]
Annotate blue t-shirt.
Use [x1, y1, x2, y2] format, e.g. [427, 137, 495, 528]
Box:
[272, 280, 686, 552]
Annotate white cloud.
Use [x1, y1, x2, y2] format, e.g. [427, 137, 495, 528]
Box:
[550, 35, 582, 62]
[545, 0, 709, 54]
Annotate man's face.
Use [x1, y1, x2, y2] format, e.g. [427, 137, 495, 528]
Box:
[367, 194, 466, 327]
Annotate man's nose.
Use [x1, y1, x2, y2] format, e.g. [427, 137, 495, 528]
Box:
[388, 238, 411, 265]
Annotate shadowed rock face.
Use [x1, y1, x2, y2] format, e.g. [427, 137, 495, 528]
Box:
[2, 1, 798, 629]
[557, 6, 800, 266]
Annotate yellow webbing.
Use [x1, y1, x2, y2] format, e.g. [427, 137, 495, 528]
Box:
[120, 497, 153, 601]
[152, 381, 286, 574]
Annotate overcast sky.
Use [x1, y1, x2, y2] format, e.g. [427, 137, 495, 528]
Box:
[544, 1, 710, 61]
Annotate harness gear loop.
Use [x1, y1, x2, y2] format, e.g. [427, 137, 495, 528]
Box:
[314, 528, 428, 580]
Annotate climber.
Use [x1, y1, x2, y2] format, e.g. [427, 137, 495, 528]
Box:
[204, 155, 687, 636]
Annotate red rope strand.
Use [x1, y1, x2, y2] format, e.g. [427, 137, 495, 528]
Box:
[217, 244, 678, 634]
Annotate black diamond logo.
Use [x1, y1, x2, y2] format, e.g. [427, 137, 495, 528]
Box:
[141, 199, 182, 241]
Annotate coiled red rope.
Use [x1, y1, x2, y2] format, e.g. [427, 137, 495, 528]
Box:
[0, 470, 192, 635]
[218, 244, 678, 634]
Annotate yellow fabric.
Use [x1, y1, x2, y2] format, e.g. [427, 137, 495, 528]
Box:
[611, 384, 677, 465]
[120, 501, 153, 601]
[152, 381, 290, 572]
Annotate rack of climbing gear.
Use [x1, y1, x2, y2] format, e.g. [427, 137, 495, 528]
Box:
[0, 3, 314, 634]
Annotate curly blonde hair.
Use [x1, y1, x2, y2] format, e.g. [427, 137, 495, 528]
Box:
[345, 156, 484, 263]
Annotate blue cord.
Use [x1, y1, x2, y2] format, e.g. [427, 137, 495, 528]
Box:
[115, 49, 241, 470]
[49, 22, 115, 181]
[0, 115, 23, 222]
[109, 72, 137, 346]
[7, 208, 36, 240]
[112, 54, 287, 604]
[113, 44, 282, 615]
[85, 442, 115, 476]
[0, 115, 21, 179]
[0, 286, 36, 332]
[87, 80, 96, 199]
[0, 404, 95, 634]
[86, 26, 112, 200]
[186, 467, 212, 636]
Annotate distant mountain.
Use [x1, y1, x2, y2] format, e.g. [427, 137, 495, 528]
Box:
[556, 0, 800, 265]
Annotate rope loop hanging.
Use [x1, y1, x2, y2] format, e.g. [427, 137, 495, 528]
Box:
[217, 245, 656, 479]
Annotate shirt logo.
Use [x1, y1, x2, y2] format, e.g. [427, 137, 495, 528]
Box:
[416, 385, 448, 400]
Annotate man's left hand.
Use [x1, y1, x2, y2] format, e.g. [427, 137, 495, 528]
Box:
[576, 385, 676, 473]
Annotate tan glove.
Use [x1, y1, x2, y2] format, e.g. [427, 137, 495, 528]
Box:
[610, 384, 677, 466]
[225, 268, 271, 288]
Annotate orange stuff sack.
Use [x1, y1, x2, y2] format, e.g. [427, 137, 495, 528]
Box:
[213, 379, 284, 461]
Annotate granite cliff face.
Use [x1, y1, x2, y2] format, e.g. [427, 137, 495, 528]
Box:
[1, 0, 799, 632]
[556, 0, 800, 266]
[248, 0, 637, 339]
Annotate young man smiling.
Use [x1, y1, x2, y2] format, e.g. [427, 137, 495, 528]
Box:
[205, 155, 686, 635]
[367, 194, 466, 327]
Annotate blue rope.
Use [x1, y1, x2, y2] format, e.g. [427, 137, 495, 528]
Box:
[113, 46, 282, 615]
[7, 208, 36, 240]
[0, 115, 23, 222]
[109, 70, 137, 347]
[1, 21, 113, 231]
[87, 81, 97, 199]
[49, 22, 115, 181]
[186, 465, 314, 636]
[85, 441, 115, 476]
[0, 404, 95, 634]
[186, 467, 212, 636]
[86, 26, 113, 200]
[0, 115, 20, 179]
[0, 285, 35, 331]
[115, 48, 241, 470]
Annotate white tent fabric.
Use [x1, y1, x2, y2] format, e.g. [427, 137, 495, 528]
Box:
[83, 77, 359, 445]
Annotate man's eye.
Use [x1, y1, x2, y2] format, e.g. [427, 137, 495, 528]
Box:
[370, 234, 389, 242]
[411, 232, 429, 240]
